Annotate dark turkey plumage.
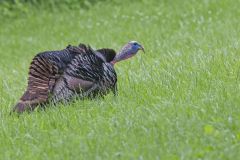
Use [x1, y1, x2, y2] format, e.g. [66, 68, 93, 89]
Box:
[13, 41, 144, 113]
[13, 44, 117, 112]
[52, 45, 118, 103]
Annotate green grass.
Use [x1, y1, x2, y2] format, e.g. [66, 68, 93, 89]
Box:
[1, 0, 240, 159]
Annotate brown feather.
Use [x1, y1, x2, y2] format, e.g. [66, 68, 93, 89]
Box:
[13, 56, 59, 113]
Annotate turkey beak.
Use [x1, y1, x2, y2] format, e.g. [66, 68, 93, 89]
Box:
[139, 45, 145, 53]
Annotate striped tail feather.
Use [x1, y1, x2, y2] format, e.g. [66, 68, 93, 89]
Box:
[13, 55, 59, 113]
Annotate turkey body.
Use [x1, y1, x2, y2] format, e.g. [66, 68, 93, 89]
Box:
[13, 44, 117, 113]
[52, 46, 117, 103]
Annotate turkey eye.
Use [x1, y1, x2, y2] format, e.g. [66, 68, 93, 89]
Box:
[133, 43, 137, 45]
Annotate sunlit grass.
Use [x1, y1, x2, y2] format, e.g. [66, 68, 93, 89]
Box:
[1, 0, 240, 159]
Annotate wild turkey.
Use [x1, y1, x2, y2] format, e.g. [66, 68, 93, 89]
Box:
[13, 41, 144, 113]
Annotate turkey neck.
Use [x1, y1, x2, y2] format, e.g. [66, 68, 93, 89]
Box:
[111, 48, 132, 65]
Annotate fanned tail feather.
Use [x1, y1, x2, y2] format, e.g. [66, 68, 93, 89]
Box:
[13, 54, 59, 113]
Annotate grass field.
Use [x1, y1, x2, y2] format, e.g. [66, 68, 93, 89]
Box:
[1, 0, 240, 159]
